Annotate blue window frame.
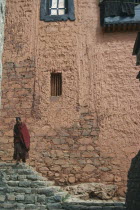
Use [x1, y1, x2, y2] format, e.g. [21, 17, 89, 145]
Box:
[40, 0, 75, 22]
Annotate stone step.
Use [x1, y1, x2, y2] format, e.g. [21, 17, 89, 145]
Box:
[0, 163, 55, 186]
[0, 192, 68, 205]
[47, 203, 63, 210]
[62, 204, 126, 210]
[0, 202, 49, 210]
[2, 168, 37, 175]
[63, 205, 125, 210]
[4, 173, 46, 180]
[0, 163, 126, 210]
[6, 186, 62, 195]
[3, 173, 54, 184]
[6, 180, 52, 188]
[62, 199, 126, 210]
[0, 163, 68, 209]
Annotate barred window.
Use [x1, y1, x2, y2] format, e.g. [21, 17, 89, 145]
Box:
[40, 0, 75, 22]
[51, 73, 62, 96]
[49, 0, 67, 15]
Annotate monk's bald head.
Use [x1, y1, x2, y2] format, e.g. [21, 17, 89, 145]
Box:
[16, 117, 22, 124]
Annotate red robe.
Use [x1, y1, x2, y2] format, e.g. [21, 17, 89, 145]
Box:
[18, 123, 30, 150]
[13, 122, 30, 161]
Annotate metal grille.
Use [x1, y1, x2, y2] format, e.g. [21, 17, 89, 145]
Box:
[51, 73, 62, 96]
[49, 0, 67, 15]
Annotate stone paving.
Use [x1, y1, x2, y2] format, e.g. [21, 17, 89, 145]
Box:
[0, 163, 126, 210]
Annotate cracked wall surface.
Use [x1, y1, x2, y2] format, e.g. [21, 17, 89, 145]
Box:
[0, 0, 6, 105]
[0, 0, 139, 198]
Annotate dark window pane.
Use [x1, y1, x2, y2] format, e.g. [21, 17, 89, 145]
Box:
[40, 0, 75, 22]
[51, 73, 62, 96]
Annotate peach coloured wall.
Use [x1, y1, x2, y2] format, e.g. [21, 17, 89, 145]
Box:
[0, 0, 140, 197]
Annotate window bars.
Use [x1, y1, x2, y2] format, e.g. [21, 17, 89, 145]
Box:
[49, 0, 67, 15]
[51, 73, 62, 96]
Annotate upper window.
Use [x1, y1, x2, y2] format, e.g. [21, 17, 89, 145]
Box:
[49, 0, 67, 15]
[40, 0, 75, 22]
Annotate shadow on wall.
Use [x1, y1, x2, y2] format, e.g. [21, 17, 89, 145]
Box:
[126, 150, 140, 210]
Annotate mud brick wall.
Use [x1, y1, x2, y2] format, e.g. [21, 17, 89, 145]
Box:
[0, 0, 140, 198]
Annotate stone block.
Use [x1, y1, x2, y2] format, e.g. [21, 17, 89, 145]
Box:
[59, 130, 70, 137]
[44, 157, 53, 165]
[30, 181, 46, 188]
[16, 194, 25, 201]
[7, 194, 16, 201]
[82, 129, 92, 136]
[0, 138, 9, 143]
[114, 175, 122, 182]
[68, 176, 76, 184]
[55, 159, 68, 165]
[18, 169, 32, 175]
[10, 174, 18, 181]
[52, 138, 64, 144]
[78, 137, 93, 145]
[0, 187, 6, 192]
[54, 192, 68, 202]
[50, 165, 61, 172]
[24, 204, 37, 209]
[26, 175, 37, 181]
[18, 175, 27, 181]
[0, 151, 4, 157]
[5, 130, 13, 137]
[99, 167, 111, 172]
[16, 203, 25, 209]
[19, 181, 31, 187]
[79, 146, 87, 151]
[37, 195, 46, 203]
[0, 195, 5, 202]
[47, 203, 63, 210]
[83, 164, 96, 172]
[55, 150, 64, 158]
[38, 187, 60, 196]
[87, 146, 94, 151]
[7, 181, 19, 187]
[15, 187, 32, 194]
[3, 203, 16, 208]
[82, 152, 98, 158]
[25, 194, 35, 204]
[92, 159, 101, 167]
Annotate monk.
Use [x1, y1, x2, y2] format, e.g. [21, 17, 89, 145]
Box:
[13, 117, 30, 164]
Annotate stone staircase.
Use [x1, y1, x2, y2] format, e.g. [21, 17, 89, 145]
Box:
[0, 163, 126, 210]
[63, 201, 126, 210]
[0, 163, 68, 210]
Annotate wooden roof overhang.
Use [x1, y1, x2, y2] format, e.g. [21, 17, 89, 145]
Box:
[103, 5, 140, 32]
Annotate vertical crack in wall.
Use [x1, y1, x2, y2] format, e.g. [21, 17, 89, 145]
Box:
[0, 0, 6, 105]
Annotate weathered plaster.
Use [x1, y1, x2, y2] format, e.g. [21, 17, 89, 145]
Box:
[0, 0, 6, 105]
[0, 0, 140, 198]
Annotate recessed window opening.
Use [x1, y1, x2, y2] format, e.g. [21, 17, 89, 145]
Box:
[40, 0, 75, 22]
[49, 0, 67, 16]
[51, 73, 62, 96]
